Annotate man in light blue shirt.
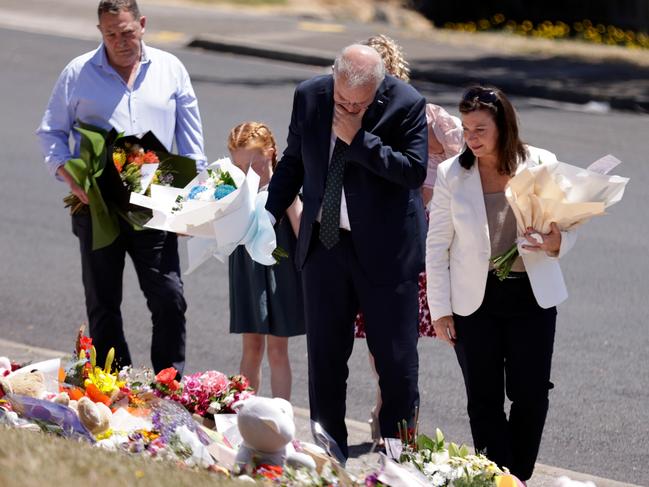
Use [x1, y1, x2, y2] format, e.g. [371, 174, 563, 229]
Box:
[36, 0, 206, 376]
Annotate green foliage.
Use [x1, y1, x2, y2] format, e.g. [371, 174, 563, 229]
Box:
[491, 243, 519, 281]
[272, 245, 289, 264]
[120, 164, 143, 193]
[454, 472, 500, 487]
[65, 123, 120, 250]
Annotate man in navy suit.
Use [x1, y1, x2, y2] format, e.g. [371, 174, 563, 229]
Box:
[266, 44, 428, 458]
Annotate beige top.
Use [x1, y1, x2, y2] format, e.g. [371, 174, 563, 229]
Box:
[484, 192, 525, 272]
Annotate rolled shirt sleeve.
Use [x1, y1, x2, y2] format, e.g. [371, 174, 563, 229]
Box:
[36, 64, 76, 179]
[174, 61, 206, 172]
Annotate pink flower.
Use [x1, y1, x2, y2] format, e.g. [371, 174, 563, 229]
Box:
[198, 371, 228, 395]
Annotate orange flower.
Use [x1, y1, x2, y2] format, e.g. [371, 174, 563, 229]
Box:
[142, 150, 159, 164]
[127, 152, 144, 167]
[79, 336, 93, 352]
[255, 464, 283, 480]
[66, 387, 84, 401]
[85, 382, 112, 406]
[155, 367, 178, 385]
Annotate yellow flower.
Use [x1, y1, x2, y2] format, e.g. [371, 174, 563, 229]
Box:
[95, 429, 114, 440]
[141, 430, 160, 441]
[113, 148, 127, 173]
[85, 366, 125, 395]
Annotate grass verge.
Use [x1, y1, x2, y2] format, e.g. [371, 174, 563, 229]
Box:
[0, 426, 241, 487]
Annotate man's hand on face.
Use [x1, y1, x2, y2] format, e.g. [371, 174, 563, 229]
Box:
[333, 104, 366, 145]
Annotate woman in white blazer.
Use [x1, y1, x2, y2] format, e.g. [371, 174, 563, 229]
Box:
[425, 86, 576, 483]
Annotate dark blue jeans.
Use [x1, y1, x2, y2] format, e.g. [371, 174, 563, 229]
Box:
[72, 212, 187, 375]
[453, 272, 556, 481]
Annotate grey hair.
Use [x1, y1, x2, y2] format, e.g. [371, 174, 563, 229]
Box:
[97, 0, 141, 20]
[333, 44, 386, 89]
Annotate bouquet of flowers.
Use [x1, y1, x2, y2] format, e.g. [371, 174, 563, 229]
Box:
[152, 367, 254, 417]
[368, 429, 519, 487]
[113, 142, 161, 194]
[492, 154, 629, 280]
[101, 131, 197, 213]
[63, 122, 197, 250]
[173, 166, 237, 210]
[130, 157, 282, 272]
[60, 328, 126, 407]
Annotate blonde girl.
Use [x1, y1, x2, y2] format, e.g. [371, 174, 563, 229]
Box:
[227, 122, 304, 400]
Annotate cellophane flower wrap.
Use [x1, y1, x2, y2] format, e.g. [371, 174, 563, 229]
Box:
[129, 157, 281, 272]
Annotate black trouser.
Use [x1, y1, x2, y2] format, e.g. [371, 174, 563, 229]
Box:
[72, 212, 187, 375]
[301, 225, 419, 459]
[453, 272, 556, 481]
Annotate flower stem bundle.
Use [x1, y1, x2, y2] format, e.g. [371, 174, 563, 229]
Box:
[491, 243, 519, 280]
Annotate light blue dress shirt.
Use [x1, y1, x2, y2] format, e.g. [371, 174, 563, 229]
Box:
[37, 42, 206, 178]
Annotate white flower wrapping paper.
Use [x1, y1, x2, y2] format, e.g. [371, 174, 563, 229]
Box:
[505, 154, 629, 253]
[129, 158, 277, 273]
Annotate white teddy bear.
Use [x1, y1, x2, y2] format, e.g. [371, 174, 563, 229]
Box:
[233, 396, 316, 472]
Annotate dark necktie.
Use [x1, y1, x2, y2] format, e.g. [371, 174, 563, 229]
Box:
[319, 138, 347, 249]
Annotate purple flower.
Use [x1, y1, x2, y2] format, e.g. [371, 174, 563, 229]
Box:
[365, 473, 380, 486]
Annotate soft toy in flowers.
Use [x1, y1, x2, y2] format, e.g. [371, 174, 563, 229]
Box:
[233, 396, 315, 473]
[74, 396, 112, 436]
[0, 369, 46, 399]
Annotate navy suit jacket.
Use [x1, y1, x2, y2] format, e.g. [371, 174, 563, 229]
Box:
[266, 74, 428, 285]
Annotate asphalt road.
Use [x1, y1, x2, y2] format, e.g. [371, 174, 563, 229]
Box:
[0, 27, 648, 485]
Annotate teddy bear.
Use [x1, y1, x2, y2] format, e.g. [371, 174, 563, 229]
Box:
[0, 369, 46, 399]
[73, 396, 112, 436]
[0, 367, 111, 437]
[233, 396, 316, 472]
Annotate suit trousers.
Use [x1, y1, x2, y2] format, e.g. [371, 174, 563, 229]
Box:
[301, 224, 420, 459]
[453, 272, 556, 481]
[71, 212, 187, 375]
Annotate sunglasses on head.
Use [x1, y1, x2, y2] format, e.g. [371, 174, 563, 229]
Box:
[461, 88, 499, 106]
